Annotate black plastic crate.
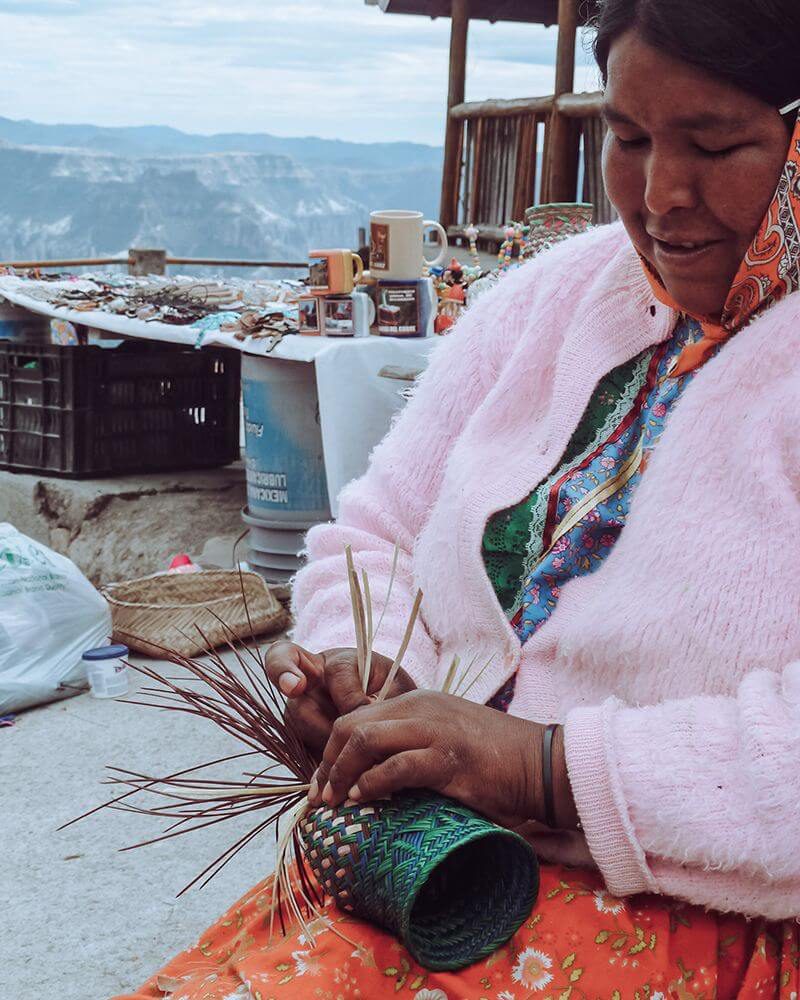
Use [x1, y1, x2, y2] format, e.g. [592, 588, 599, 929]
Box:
[0, 341, 241, 477]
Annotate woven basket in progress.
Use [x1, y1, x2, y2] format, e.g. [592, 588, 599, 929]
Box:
[301, 791, 539, 971]
[103, 570, 288, 658]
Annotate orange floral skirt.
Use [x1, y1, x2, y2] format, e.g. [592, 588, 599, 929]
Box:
[116, 864, 798, 1000]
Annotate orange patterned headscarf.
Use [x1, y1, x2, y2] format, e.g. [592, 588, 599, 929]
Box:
[642, 111, 800, 377]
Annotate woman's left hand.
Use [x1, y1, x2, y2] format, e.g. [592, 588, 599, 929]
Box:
[307, 690, 578, 831]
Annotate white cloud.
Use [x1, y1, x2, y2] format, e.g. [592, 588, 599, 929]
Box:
[0, 0, 598, 144]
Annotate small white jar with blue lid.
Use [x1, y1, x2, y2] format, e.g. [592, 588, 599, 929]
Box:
[82, 644, 130, 699]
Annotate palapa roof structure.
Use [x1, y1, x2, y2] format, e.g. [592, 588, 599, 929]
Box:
[364, 0, 598, 27]
[364, 0, 604, 227]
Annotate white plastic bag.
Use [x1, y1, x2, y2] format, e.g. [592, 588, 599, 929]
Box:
[0, 523, 111, 713]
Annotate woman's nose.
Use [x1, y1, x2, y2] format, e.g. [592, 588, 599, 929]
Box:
[644, 151, 698, 216]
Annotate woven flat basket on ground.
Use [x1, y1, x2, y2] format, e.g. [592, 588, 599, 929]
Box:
[102, 570, 289, 659]
[300, 791, 539, 971]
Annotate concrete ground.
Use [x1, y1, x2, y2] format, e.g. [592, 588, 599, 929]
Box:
[1, 645, 283, 1000]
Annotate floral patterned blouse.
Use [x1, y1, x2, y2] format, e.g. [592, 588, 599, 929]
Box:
[482, 316, 707, 710]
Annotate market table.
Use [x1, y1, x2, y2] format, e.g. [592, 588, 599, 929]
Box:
[0, 273, 438, 516]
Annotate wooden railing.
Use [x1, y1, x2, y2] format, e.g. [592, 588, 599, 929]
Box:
[447, 96, 553, 241]
[444, 90, 616, 239]
[558, 92, 617, 226]
[0, 248, 309, 276]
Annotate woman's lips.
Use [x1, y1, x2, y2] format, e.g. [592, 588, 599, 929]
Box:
[651, 236, 723, 264]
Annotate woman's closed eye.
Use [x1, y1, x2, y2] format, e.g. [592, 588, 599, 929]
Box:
[611, 133, 749, 158]
[614, 134, 650, 150]
[693, 141, 748, 158]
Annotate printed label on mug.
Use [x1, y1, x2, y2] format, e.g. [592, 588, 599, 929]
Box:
[297, 296, 322, 334]
[308, 250, 363, 295]
[378, 284, 421, 335]
[370, 222, 390, 271]
[324, 298, 355, 335]
[309, 259, 330, 290]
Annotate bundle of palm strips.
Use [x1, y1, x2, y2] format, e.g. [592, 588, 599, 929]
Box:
[63, 548, 537, 969]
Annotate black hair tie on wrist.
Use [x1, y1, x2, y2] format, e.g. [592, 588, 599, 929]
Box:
[542, 723, 559, 829]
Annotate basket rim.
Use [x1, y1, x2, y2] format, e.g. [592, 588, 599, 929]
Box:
[403, 823, 539, 970]
[102, 569, 275, 612]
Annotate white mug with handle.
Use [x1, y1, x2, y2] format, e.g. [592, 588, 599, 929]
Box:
[370, 209, 448, 279]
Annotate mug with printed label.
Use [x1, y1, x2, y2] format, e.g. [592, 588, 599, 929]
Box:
[297, 295, 322, 335]
[308, 249, 364, 296]
[323, 292, 376, 337]
[376, 278, 436, 337]
[369, 210, 448, 280]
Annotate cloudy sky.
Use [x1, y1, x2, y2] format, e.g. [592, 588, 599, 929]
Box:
[0, 0, 599, 146]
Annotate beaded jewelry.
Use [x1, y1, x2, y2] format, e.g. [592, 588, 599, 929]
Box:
[464, 224, 482, 270]
[497, 222, 530, 272]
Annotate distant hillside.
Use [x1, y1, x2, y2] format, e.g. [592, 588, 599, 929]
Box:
[0, 116, 443, 168]
[0, 117, 443, 271]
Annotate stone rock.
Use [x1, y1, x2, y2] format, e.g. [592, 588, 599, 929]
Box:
[0, 463, 247, 586]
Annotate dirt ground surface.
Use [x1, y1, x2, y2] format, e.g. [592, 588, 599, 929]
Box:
[1, 647, 282, 1000]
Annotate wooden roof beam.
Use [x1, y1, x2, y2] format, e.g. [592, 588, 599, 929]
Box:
[544, 0, 582, 202]
[439, 0, 470, 228]
[365, 0, 599, 26]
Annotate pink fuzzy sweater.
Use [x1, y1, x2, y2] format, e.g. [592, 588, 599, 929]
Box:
[292, 222, 800, 921]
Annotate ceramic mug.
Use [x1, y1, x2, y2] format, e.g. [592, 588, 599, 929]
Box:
[369, 210, 448, 280]
[323, 292, 376, 337]
[376, 278, 436, 337]
[308, 249, 364, 296]
[297, 295, 322, 335]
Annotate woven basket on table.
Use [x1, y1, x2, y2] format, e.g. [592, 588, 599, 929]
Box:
[102, 570, 289, 658]
[522, 202, 594, 260]
[300, 791, 539, 972]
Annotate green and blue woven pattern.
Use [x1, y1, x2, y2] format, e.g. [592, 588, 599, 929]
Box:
[300, 791, 539, 971]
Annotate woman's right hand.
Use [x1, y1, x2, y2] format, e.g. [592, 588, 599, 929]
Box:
[264, 642, 416, 755]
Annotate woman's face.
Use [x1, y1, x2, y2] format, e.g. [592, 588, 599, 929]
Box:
[602, 29, 790, 318]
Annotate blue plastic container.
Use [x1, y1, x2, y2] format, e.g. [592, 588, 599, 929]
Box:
[241, 355, 331, 522]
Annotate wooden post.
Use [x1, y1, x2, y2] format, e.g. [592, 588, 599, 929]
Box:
[439, 0, 469, 230]
[128, 248, 167, 276]
[544, 0, 581, 204]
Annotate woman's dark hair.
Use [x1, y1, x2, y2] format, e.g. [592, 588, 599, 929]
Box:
[593, 0, 800, 113]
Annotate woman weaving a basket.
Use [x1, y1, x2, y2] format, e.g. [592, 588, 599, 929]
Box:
[123, 0, 800, 996]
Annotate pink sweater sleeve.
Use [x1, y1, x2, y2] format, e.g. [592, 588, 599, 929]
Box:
[291, 294, 499, 685]
[565, 661, 800, 919]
